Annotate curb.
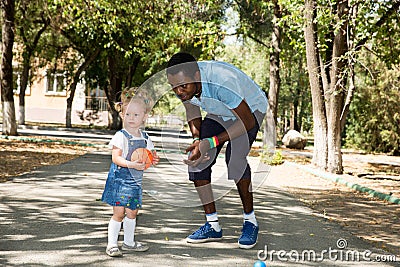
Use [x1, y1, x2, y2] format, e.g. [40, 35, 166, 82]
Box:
[285, 161, 400, 205]
[16, 124, 116, 135]
[1, 135, 107, 148]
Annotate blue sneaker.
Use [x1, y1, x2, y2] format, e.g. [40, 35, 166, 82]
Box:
[186, 222, 223, 243]
[238, 221, 259, 249]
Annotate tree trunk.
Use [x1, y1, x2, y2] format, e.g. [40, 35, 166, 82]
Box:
[289, 102, 299, 131]
[304, 0, 328, 169]
[263, 110, 276, 152]
[264, 0, 281, 149]
[18, 15, 49, 125]
[297, 57, 305, 132]
[125, 57, 140, 88]
[18, 56, 30, 125]
[326, 0, 348, 174]
[268, 0, 281, 125]
[304, 0, 399, 173]
[340, 61, 355, 131]
[1, 0, 17, 136]
[65, 49, 100, 128]
[106, 54, 123, 130]
[340, 3, 358, 132]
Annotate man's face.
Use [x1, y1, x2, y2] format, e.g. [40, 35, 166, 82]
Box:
[168, 71, 199, 101]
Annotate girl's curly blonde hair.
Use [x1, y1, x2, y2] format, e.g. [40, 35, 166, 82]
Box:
[114, 87, 153, 113]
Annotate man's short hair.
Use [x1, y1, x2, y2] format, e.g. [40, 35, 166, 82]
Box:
[167, 52, 199, 78]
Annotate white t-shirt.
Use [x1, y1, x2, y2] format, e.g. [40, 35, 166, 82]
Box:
[108, 129, 154, 159]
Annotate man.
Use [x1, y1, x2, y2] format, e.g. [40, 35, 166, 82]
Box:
[167, 52, 268, 249]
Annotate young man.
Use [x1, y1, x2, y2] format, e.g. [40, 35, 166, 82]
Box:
[167, 52, 268, 249]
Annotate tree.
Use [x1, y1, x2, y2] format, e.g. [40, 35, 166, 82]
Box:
[304, 0, 328, 169]
[47, 0, 225, 129]
[1, 0, 17, 135]
[268, 0, 282, 130]
[304, 0, 400, 173]
[233, 0, 277, 146]
[345, 54, 400, 155]
[15, 0, 50, 125]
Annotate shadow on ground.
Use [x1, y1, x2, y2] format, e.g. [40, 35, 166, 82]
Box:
[0, 153, 397, 267]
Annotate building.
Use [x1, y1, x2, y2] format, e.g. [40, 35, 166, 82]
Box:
[12, 66, 110, 127]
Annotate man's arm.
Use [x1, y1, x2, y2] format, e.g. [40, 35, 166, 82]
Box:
[182, 101, 203, 160]
[185, 100, 255, 166]
[216, 100, 255, 143]
[183, 101, 202, 139]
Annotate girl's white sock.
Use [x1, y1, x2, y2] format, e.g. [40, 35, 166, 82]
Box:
[107, 218, 122, 247]
[123, 217, 136, 246]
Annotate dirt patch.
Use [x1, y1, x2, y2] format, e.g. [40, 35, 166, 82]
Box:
[0, 137, 102, 182]
[275, 147, 400, 257]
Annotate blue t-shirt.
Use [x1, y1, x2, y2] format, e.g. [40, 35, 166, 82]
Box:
[188, 61, 268, 121]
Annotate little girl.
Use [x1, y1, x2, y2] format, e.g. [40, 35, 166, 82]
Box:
[101, 87, 159, 257]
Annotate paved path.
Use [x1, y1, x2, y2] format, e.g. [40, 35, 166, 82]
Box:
[0, 127, 398, 266]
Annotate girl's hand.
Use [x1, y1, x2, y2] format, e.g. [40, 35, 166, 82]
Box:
[127, 159, 147, 171]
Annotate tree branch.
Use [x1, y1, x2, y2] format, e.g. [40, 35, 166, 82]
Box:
[247, 34, 269, 48]
[355, 1, 400, 50]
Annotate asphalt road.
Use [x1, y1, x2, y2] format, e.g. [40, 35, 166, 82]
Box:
[0, 126, 398, 266]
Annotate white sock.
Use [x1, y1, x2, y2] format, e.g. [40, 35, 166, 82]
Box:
[123, 217, 136, 246]
[206, 212, 221, 232]
[107, 218, 122, 247]
[244, 210, 258, 226]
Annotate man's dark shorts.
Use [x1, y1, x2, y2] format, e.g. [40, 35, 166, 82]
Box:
[189, 110, 265, 182]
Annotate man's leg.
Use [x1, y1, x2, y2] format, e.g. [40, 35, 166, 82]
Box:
[236, 177, 259, 249]
[185, 179, 223, 243]
[194, 179, 216, 214]
[236, 177, 253, 213]
[186, 117, 225, 243]
[226, 114, 261, 249]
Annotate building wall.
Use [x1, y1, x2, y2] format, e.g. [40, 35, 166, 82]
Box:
[12, 68, 109, 126]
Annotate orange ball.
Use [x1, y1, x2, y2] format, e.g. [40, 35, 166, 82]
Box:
[130, 148, 153, 170]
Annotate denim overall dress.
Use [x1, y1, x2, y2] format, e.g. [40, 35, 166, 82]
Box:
[101, 129, 149, 209]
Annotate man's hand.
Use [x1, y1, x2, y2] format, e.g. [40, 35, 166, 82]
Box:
[184, 139, 211, 167]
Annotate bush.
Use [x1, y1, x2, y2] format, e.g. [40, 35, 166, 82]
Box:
[344, 58, 399, 155]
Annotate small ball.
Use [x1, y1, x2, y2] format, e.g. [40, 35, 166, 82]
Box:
[131, 148, 153, 170]
[253, 261, 266, 267]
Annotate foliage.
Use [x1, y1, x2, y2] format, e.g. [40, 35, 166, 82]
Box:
[233, 0, 273, 40]
[76, 109, 103, 127]
[40, 0, 227, 128]
[216, 40, 269, 90]
[44, 0, 226, 84]
[261, 150, 284, 165]
[351, 0, 400, 65]
[151, 90, 186, 119]
[14, 0, 50, 67]
[231, 0, 313, 136]
[345, 55, 400, 155]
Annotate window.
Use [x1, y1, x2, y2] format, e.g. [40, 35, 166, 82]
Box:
[46, 70, 66, 94]
[85, 85, 108, 111]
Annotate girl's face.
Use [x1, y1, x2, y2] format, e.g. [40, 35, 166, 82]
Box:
[121, 100, 147, 130]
